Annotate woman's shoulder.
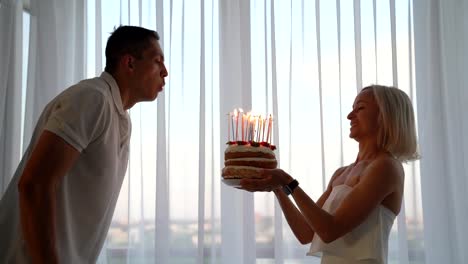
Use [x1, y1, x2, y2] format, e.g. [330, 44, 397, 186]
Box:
[374, 153, 403, 169]
[332, 165, 353, 180]
[367, 153, 404, 182]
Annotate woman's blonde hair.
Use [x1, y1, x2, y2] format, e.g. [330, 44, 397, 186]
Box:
[362, 85, 419, 162]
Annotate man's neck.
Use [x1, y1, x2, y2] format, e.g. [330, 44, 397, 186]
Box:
[111, 72, 133, 110]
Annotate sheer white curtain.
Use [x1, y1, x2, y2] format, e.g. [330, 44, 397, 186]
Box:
[0, 0, 23, 194]
[1, 0, 428, 263]
[23, 0, 86, 146]
[218, 0, 253, 262]
[413, 0, 468, 263]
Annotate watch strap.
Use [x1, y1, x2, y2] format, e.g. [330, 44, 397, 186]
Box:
[282, 179, 299, 195]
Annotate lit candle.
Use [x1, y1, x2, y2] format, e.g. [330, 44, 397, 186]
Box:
[254, 116, 258, 142]
[245, 118, 250, 142]
[249, 115, 255, 141]
[261, 116, 266, 142]
[245, 112, 251, 141]
[269, 116, 273, 145]
[256, 115, 262, 142]
[234, 109, 239, 141]
[240, 109, 244, 141]
[270, 124, 273, 145]
[231, 114, 235, 141]
[266, 114, 272, 143]
[227, 113, 231, 142]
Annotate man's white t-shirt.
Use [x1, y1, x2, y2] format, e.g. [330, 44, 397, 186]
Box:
[0, 72, 131, 263]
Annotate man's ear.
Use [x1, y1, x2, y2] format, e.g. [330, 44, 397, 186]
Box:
[127, 56, 135, 70]
[120, 55, 135, 71]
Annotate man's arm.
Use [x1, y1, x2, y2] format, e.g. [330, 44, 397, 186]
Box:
[18, 130, 80, 264]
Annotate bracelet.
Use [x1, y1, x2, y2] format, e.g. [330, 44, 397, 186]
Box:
[281, 179, 299, 195]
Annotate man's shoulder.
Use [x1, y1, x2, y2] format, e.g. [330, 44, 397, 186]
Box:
[75, 76, 111, 94]
[60, 76, 112, 102]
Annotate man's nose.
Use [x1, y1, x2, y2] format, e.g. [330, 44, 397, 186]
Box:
[162, 64, 168, 77]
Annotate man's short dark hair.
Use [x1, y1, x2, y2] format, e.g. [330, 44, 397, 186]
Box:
[105, 25, 160, 74]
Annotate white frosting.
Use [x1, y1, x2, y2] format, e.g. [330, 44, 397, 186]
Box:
[225, 157, 276, 162]
[222, 165, 265, 178]
[223, 165, 264, 171]
[225, 144, 275, 156]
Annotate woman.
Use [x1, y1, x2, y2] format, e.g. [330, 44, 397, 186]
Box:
[240, 85, 419, 264]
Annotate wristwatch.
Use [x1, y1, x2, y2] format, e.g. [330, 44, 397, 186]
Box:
[282, 179, 299, 195]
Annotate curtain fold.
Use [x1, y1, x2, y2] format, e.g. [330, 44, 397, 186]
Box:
[413, 0, 468, 263]
[219, 1, 256, 263]
[0, 0, 23, 195]
[154, 0, 170, 260]
[197, 1, 206, 263]
[23, 0, 86, 147]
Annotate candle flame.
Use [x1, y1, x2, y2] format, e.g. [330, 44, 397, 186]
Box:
[227, 109, 275, 145]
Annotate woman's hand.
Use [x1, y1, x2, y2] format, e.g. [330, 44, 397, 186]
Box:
[239, 169, 293, 192]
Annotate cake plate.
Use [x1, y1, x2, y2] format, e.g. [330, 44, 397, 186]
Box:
[221, 178, 242, 187]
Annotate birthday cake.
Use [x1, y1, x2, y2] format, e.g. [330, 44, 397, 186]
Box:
[222, 142, 277, 179]
[222, 109, 277, 181]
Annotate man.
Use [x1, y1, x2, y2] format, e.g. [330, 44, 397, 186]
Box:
[0, 25, 168, 263]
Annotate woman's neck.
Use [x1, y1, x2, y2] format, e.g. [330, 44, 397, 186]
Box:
[355, 139, 382, 163]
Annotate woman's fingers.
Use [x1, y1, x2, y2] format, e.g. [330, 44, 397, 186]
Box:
[239, 176, 278, 192]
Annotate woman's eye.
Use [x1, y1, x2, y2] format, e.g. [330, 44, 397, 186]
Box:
[353, 107, 364, 112]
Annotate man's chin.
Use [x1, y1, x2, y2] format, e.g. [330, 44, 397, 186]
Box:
[151, 89, 162, 100]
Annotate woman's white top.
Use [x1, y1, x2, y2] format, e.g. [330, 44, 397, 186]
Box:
[307, 184, 396, 264]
